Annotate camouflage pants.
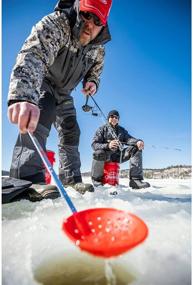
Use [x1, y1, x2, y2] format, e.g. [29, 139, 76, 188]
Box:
[91, 146, 144, 181]
[10, 81, 82, 185]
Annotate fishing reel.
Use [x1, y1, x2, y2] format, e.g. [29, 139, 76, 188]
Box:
[82, 96, 98, 116]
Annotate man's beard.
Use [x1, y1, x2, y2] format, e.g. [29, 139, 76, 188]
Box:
[79, 24, 92, 45]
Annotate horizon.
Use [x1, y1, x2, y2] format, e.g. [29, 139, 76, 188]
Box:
[3, 163, 191, 176]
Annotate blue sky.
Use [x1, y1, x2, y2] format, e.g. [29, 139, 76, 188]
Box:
[2, 0, 191, 172]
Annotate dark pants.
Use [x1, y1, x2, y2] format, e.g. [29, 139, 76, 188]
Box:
[10, 81, 82, 185]
[91, 146, 144, 182]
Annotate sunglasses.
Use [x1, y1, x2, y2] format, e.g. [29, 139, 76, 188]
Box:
[80, 11, 103, 27]
[109, 115, 119, 119]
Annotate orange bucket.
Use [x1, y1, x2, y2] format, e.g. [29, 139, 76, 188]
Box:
[102, 162, 120, 186]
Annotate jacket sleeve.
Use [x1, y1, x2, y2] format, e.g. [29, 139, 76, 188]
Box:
[83, 46, 105, 91]
[91, 126, 109, 151]
[8, 11, 70, 105]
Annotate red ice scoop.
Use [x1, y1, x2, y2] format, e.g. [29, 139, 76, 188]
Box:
[63, 208, 148, 257]
[28, 132, 148, 258]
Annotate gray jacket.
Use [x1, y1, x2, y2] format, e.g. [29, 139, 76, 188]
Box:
[92, 124, 139, 151]
[8, 8, 111, 105]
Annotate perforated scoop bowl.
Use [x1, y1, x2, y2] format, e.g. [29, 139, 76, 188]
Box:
[63, 208, 148, 258]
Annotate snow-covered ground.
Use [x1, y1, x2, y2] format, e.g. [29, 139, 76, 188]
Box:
[2, 178, 191, 285]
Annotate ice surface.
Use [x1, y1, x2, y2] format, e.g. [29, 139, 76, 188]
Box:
[2, 178, 191, 285]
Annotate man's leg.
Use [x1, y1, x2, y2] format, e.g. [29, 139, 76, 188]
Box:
[128, 147, 150, 189]
[9, 83, 61, 200]
[117, 146, 150, 189]
[91, 150, 107, 185]
[91, 149, 114, 186]
[128, 147, 144, 180]
[55, 96, 93, 193]
[9, 124, 49, 182]
[10, 84, 56, 183]
[55, 95, 81, 184]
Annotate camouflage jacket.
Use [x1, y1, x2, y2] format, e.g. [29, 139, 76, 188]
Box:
[92, 124, 139, 151]
[8, 10, 111, 105]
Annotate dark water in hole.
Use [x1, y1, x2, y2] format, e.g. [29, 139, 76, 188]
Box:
[33, 254, 135, 285]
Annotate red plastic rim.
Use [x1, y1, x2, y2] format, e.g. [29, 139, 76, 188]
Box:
[62, 208, 148, 258]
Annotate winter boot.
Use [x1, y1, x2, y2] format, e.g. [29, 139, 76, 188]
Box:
[92, 178, 103, 187]
[65, 182, 94, 194]
[129, 179, 150, 190]
[28, 183, 60, 201]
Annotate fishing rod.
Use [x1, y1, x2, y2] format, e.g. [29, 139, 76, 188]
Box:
[82, 95, 125, 152]
[82, 96, 183, 153]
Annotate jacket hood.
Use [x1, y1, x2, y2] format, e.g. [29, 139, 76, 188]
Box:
[55, 1, 111, 45]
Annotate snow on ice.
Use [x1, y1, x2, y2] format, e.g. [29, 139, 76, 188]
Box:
[2, 178, 191, 285]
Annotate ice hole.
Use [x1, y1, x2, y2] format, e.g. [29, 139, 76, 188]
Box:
[33, 253, 136, 285]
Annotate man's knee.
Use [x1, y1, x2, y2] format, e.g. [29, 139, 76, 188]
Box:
[121, 146, 140, 163]
[93, 150, 107, 161]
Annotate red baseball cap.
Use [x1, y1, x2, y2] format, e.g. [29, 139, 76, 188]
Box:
[79, 0, 112, 26]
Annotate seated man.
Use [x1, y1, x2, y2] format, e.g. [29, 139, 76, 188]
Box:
[91, 110, 150, 189]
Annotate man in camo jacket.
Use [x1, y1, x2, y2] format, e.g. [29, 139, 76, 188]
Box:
[7, 0, 112, 197]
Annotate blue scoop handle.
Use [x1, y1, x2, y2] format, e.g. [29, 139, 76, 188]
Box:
[28, 132, 77, 213]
